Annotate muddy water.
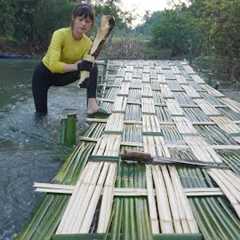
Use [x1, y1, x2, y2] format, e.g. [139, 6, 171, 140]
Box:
[0, 59, 88, 239]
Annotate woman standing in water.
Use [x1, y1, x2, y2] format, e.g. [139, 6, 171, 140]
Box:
[32, 3, 109, 118]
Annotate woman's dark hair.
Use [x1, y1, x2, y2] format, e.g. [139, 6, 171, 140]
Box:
[72, 3, 95, 23]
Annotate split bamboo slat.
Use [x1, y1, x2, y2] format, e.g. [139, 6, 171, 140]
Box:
[142, 83, 153, 97]
[208, 169, 240, 218]
[142, 97, 156, 114]
[146, 165, 160, 234]
[201, 84, 225, 97]
[194, 99, 222, 116]
[97, 163, 117, 233]
[158, 74, 166, 83]
[166, 99, 184, 116]
[172, 66, 181, 74]
[221, 97, 240, 113]
[142, 73, 150, 83]
[183, 65, 195, 74]
[124, 72, 132, 81]
[148, 165, 199, 234]
[56, 161, 104, 234]
[182, 85, 201, 98]
[105, 113, 124, 133]
[210, 116, 240, 134]
[143, 136, 170, 158]
[151, 80, 161, 91]
[160, 84, 174, 98]
[183, 135, 223, 163]
[173, 116, 198, 135]
[142, 115, 162, 134]
[176, 74, 188, 85]
[92, 134, 121, 157]
[112, 96, 127, 112]
[191, 74, 205, 84]
[118, 82, 130, 96]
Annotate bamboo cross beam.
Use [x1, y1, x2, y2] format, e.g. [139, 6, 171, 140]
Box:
[34, 182, 224, 197]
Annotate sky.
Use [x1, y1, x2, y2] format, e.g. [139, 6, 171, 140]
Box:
[120, 0, 171, 26]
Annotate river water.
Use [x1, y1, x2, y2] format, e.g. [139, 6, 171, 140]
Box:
[0, 59, 88, 239]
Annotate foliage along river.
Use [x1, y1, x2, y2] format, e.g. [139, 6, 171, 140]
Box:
[0, 59, 88, 239]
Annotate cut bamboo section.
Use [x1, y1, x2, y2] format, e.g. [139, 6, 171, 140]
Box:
[142, 97, 156, 114]
[208, 169, 240, 218]
[118, 82, 130, 96]
[182, 85, 201, 98]
[221, 97, 240, 113]
[210, 116, 240, 134]
[183, 135, 223, 163]
[142, 83, 153, 97]
[194, 99, 221, 116]
[173, 117, 198, 135]
[160, 84, 174, 98]
[166, 99, 184, 116]
[92, 134, 121, 157]
[105, 113, 124, 133]
[112, 96, 127, 113]
[142, 115, 162, 134]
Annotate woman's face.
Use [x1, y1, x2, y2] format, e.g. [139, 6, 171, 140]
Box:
[72, 16, 93, 39]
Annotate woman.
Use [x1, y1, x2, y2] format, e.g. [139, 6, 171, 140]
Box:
[32, 3, 109, 118]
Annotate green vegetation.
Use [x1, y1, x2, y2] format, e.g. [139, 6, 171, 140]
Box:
[0, 0, 239, 84]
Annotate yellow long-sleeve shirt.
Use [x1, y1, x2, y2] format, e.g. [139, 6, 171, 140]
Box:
[42, 27, 92, 73]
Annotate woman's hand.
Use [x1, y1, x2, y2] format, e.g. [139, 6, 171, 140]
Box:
[77, 60, 93, 72]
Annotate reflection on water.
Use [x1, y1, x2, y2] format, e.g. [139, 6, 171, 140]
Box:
[0, 59, 88, 239]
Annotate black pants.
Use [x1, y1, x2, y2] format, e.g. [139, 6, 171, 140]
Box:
[32, 62, 97, 114]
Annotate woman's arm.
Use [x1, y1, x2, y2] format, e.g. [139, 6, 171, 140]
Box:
[46, 30, 79, 73]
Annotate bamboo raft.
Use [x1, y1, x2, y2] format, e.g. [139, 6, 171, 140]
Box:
[17, 60, 240, 240]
